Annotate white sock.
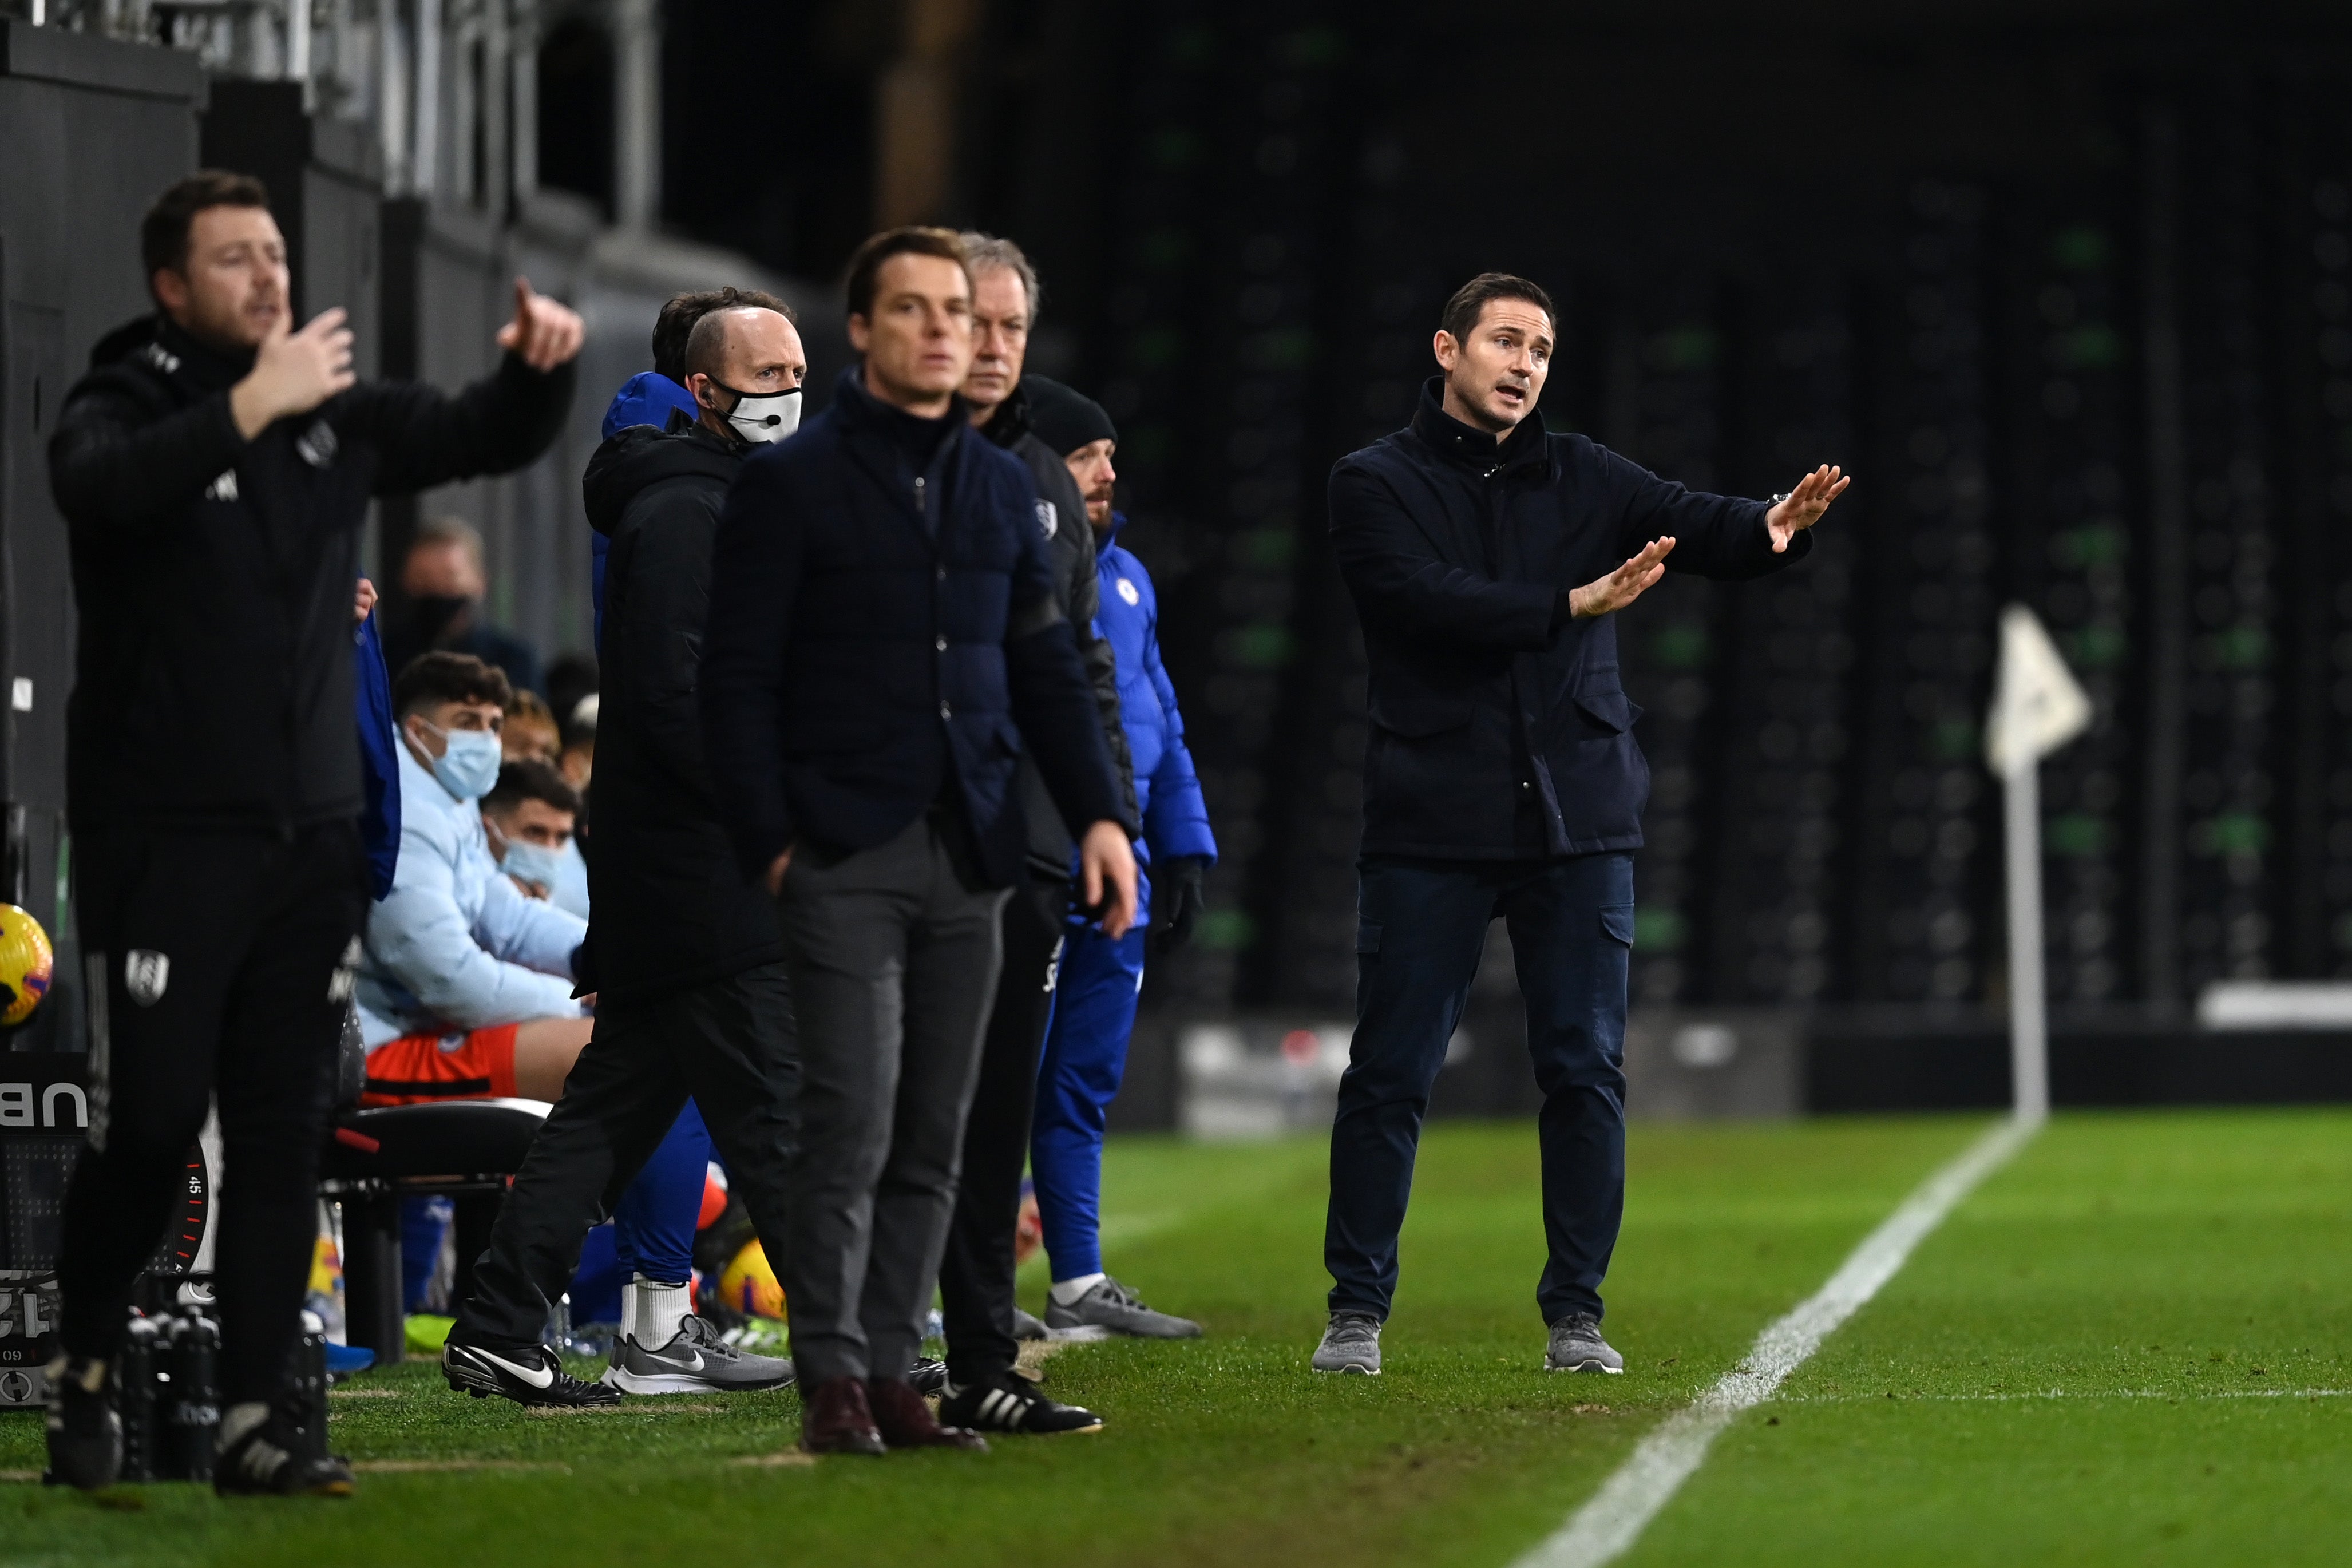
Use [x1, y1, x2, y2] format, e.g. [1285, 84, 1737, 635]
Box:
[1050, 1272, 1106, 1306]
[617, 1283, 636, 1344]
[219, 1400, 270, 1452]
[629, 1276, 690, 1345]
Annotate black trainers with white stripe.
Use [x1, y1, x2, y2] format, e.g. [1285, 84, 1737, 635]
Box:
[214, 1417, 355, 1498]
[443, 1334, 623, 1407]
[937, 1372, 1103, 1435]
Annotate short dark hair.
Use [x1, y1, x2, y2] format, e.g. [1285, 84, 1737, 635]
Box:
[843, 227, 971, 321]
[1439, 272, 1556, 345]
[393, 651, 512, 719]
[652, 287, 792, 382]
[142, 170, 271, 284]
[484, 758, 580, 819]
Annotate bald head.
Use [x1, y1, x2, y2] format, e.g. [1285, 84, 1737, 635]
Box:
[683, 307, 808, 444]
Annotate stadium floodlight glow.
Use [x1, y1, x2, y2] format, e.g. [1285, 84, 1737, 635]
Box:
[1985, 604, 2093, 1125]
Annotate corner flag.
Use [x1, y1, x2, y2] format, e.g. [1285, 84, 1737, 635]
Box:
[1984, 604, 2091, 1124]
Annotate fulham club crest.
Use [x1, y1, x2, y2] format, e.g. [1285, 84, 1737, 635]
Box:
[124, 950, 171, 1008]
[1034, 500, 1058, 540]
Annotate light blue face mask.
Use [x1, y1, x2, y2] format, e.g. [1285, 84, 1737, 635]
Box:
[500, 838, 567, 891]
[423, 723, 504, 801]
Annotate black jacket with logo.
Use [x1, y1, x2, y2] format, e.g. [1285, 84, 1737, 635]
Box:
[49, 316, 573, 834]
[1329, 378, 1811, 861]
[578, 412, 784, 1004]
[981, 385, 1138, 881]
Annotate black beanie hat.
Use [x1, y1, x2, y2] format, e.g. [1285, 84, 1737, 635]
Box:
[1021, 374, 1118, 457]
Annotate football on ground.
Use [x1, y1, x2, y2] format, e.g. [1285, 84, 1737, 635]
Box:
[14, 1111, 2348, 1566]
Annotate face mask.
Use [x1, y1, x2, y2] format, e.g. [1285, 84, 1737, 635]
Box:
[711, 382, 802, 445]
[420, 722, 504, 801]
[500, 838, 567, 891]
[408, 593, 473, 642]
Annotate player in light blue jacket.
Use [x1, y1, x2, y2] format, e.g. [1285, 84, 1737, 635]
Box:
[1024, 380, 1217, 1340]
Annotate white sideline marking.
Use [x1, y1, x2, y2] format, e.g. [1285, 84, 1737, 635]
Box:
[1783, 1386, 2349, 1404]
[1517, 1115, 2039, 1568]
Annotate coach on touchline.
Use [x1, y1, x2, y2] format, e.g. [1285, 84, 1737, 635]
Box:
[1313, 272, 1847, 1378]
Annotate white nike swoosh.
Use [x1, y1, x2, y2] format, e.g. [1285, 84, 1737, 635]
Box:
[471, 1347, 553, 1388]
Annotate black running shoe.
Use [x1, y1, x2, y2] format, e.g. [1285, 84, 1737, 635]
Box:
[215, 1418, 354, 1498]
[442, 1334, 622, 1407]
[939, 1372, 1103, 1435]
[42, 1356, 121, 1490]
[908, 1357, 950, 1396]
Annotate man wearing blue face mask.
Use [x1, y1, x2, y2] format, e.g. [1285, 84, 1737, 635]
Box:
[481, 761, 580, 904]
[354, 654, 599, 1119]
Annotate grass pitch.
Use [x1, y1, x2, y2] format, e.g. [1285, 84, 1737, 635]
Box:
[6, 1110, 2347, 1566]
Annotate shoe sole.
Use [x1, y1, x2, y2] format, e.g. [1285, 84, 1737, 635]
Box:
[1312, 1362, 1380, 1375]
[1042, 1324, 1116, 1343]
[1546, 1360, 1624, 1374]
[601, 1367, 794, 1395]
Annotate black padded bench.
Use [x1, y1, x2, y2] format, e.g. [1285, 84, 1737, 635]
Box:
[318, 1097, 547, 1364]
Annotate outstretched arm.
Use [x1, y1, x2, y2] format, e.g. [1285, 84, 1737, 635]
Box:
[356, 279, 583, 496]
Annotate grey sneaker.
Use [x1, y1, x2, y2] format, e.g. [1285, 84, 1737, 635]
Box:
[1011, 1306, 1052, 1341]
[1311, 1312, 1382, 1375]
[601, 1314, 795, 1394]
[1545, 1311, 1624, 1374]
[1044, 1276, 1202, 1340]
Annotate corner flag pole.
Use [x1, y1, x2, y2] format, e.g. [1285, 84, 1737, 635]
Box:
[1986, 605, 2091, 1127]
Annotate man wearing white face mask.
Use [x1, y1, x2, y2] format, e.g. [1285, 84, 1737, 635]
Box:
[443, 303, 811, 1406]
[354, 654, 597, 1112]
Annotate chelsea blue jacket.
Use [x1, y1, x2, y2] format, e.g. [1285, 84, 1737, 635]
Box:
[1088, 515, 1215, 877]
[354, 609, 401, 898]
[593, 373, 700, 648]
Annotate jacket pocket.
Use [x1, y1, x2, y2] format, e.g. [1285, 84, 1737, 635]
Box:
[1599, 905, 1636, 946]
[1368, 692, 1474, 738]
[1572, 690, 1641, 735]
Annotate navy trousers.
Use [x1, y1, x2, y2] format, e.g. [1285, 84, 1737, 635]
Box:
[1325, 852, 1633, 1326]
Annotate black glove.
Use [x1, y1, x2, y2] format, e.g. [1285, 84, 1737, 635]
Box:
[1154, 856, 1208, 953]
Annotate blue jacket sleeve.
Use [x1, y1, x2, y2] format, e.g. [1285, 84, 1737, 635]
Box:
[354, 611, 401, 900]
[1135, 567, 1216, 864]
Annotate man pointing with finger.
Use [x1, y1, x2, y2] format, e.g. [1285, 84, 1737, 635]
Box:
[1314, 272, 1846, 1380]
[42, 171, 580, 1496]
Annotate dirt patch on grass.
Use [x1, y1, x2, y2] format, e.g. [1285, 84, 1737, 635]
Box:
[730, 1451, 820, 1468]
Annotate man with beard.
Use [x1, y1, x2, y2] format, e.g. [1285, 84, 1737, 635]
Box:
[44, 170, 580, 1495]
[932, 234, 1135, 1438]
[444, 302, 808, 1404]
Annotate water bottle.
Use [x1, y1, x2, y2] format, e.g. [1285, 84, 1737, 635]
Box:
[116, 1315, 161, 1483]
[166, 1313, 219, 1482]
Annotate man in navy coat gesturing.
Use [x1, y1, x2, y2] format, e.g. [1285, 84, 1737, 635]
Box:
[1314, 273, 1848, 1377]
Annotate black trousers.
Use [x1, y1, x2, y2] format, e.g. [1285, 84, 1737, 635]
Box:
[1327, 852, 1633, 1327]
[938, 874, 1067, 1385]
[60, 823, 367, 1405]
[456, 963, 798, 1347]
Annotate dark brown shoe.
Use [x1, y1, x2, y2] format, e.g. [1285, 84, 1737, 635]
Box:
[800, 1375, 886, 1456]
[867, 1376, 988, 1452]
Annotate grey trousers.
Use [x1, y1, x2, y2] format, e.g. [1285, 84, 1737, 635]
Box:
[773, 812, 1009, 1385]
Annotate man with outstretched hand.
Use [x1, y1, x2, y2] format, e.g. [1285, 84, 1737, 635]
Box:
[700, 227, 1137, 1458]
[1314, 271, 1846, 1380]
[43, 171, 580, 1497]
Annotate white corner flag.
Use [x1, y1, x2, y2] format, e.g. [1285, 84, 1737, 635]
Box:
[1984, 605, 2092, 1124]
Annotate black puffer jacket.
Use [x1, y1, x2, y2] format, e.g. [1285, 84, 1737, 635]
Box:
[49, 315, 573, 832]
[578, 412, 783, 1004]
[981, 386, 1138, 881]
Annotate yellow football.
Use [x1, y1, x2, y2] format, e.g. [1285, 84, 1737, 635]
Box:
[0, 904, 54, 1027]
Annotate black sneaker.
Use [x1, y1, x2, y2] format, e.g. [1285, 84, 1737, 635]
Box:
[215, 1417, 355, 1498]
[908, 1357, 950, 1396]
[42, 1356, 121, 1490]
[443, 1333, 623, 1407]
[939, 1372, 1103, 1435]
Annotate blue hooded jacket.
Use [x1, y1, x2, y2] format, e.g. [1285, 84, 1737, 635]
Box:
[594, 373, 702, 648]
[1088, 514, 1215, 877]
[354, 609, 401, 899]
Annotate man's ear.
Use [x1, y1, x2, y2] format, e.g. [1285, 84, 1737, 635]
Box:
[845, 312, 870, 354]
[152, 268, 189, 317]
[1432, 329, 1459, 371]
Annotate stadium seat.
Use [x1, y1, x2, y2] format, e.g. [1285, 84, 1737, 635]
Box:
[318, 1098, 548, 1365]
